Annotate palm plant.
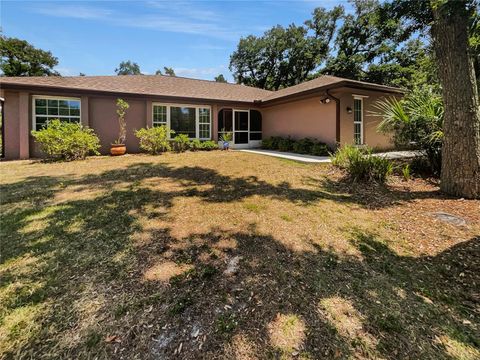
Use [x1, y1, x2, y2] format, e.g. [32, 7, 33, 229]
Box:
[372, 87, 444, 174]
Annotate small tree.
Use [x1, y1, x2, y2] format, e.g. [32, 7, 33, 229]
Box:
[115, 98, 129, 144]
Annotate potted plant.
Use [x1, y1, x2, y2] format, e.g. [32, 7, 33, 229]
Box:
[219, 130, 233, 150]
[111, 98, 129, 156]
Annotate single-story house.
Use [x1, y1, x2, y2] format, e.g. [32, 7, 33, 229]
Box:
[0, 74, 402, 160]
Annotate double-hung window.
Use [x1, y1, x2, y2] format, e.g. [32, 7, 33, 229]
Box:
[153, 105, 167, 127]
[353, 97, 364, 145]
[152, 104, 211, 139]
[33, 97, 81, 131]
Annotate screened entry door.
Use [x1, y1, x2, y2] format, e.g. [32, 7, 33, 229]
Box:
[233, 110, 249, 145]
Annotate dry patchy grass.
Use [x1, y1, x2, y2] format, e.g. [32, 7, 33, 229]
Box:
[0, 151, 479, 359]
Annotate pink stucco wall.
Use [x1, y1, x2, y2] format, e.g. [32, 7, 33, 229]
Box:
[262, 96, 337, 148]
[332, 88, 394, 150]
[0, 86, 395, 160]
[3, 91, 21, 160]
[89, 96, 147, 154]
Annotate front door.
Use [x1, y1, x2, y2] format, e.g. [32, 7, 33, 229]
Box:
[233, 109, 249, 146]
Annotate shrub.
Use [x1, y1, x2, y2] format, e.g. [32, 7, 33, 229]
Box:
[31, 119, 100, 161]
[173, 134, 190, 152]
[189, 139, 202, 151]
[311, 142, 329, 156]
[200, 140, 218, 151]
[331, 145, 393, 183]
[278, 137, 294, 152]
[292, 138, 314, 154]
[135, 126, 172, 154]
[262, 136, 282, 150]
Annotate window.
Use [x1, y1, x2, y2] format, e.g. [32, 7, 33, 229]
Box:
[249, 110, 262, 141]
[198, 108, 211, 140]
[153, 105, 167, 126]
[353, 98, 363, 145]
[171, 106, 196, 138]
[33, 97, 81, 131]
[152, 103, 211, 139]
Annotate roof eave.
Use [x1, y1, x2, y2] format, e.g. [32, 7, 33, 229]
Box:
[257, 80, 404, 106]
[0, 82, 259, 105]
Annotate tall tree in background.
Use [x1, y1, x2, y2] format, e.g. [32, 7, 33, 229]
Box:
[0, 35, 59, 76]
[214, 74, 227, 83]
[155, 67, 176, 76]
[229, 6, 342, 90]
[115, 61, 141, 75]
[431, 0, 479, 198]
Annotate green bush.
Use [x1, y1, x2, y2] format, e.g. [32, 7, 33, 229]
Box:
[262, 136, 282, 150]
[278, 137, 294, 152]
[292, 138, 314, 154]
[331, 145, 393, 183]
[200, 140, 218, 151]
[31, 119, 100, 161]
[189, 139, 202, 151]
[311, 142, 329, 156]
[173, 134, 190, 152]
[135, 126, 172, 154]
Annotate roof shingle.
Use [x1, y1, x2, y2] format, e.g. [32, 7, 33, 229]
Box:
[0, 74, 402, 103]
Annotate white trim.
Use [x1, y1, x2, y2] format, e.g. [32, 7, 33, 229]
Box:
[32, 95, 81, 131]
[151, 102, 212, 140]
[353, 94, 369, 99]
[353, 97, 364, 145]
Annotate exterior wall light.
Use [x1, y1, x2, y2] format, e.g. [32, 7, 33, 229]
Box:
[346, 106, 353, 114]
[320, 98, 331, 104]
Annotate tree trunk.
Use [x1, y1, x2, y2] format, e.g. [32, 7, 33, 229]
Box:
[431, 1, 480, 199]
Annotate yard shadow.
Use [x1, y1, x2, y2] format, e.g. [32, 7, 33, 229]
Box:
[0, 161, 478, 358]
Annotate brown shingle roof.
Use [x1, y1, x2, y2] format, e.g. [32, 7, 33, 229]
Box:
[0, 75, 272, 103]
[0, 74, 402, 103]
[260, 75, 403, 102]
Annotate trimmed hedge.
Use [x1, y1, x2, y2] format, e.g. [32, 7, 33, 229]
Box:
[262, 136, 330, 156]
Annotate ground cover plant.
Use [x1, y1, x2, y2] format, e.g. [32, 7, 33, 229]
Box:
[0, 152, 478, 359]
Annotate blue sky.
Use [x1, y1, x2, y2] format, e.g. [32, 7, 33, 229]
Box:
[1, 0, 352, 81]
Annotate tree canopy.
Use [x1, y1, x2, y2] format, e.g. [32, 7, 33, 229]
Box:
[214, 74, 227, 83]
[115, 61, 141, 75]
[0, 35, 59, 76]
[156, 67, 176, 76]
[229, 0, 473, 91]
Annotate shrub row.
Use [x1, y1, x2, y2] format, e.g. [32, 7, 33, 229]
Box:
[262, 136, 330, 156]
[135, 128, 217, 154]
[32, 121, 218, 161]
[331, 145, 393, 183]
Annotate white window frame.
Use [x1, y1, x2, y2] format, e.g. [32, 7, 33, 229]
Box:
[151, 103, 211, 140]
[353, 96, 364, 145]
[32, 95, 81, 131]
[152, 104, 167, 127]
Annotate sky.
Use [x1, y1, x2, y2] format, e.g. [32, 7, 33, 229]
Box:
[1, 0, 353, 81]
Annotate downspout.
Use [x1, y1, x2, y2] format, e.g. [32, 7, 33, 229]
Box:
[326, 89, 340, 146]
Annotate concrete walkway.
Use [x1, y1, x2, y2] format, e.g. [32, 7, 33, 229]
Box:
[237, 149, 330, 163]
[237, 149, 423, 164]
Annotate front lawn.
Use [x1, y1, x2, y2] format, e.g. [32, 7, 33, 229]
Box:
[1, 152, 478, 359]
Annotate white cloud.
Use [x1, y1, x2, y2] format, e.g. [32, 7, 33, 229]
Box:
[174, 65, 230, 80]
[28, 2, 244, 40]
[32, 4, 113, 20]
